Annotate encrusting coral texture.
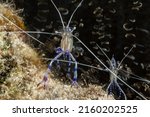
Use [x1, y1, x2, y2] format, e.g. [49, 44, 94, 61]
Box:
[0, 3, 113, 100]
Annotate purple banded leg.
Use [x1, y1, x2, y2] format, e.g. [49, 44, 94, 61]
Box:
[56, 47, 62, 69]
[69, 53, 78, 86]
[106, 80, 114, 95]
[107, 78, 127, 100]
[56, 47, 63, 54]
[37, 51, 64, 88]
[114, 80, 127, 100]
[37, 73, 49, 89]
[56, 60, 61, 69]
[66, 51, 72, 78]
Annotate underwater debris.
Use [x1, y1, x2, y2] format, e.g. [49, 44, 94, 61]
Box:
[0, 2, 113, 100]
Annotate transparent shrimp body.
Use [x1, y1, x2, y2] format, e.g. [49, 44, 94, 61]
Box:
[60, 28, 73, 52]
[38, 0, 84, 88]
[95, 43, 148, 100]
[106, 56, 127, 100]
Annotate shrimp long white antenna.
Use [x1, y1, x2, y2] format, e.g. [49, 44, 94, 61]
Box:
[72, 34, 147, 100]
[106, 80, 127, 100]
[0, 31, 60, 36]
[0, 13, 45, 45]
[51, 0, 65, 29]
[96, 43, 135, 69]
[42, 58, 108, 71]
[120, 69, 150, 84]
[67, 0, 84, 28]
[118, 45, 136, 68]
[129, 76, 150, 84]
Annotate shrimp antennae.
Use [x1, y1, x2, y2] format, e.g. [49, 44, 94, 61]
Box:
[0, 31, 60, 36]
[72, 34, 147, 100]
[96, 43, 147, 99]
[118, 44, 136, 68]
[120, 69, 150, 84]
[51, 0, 65, 29]
[42, 58, 108, 71]
[67, 0, 84, 28]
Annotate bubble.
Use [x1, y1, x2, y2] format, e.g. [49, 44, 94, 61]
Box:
[102, 47, 110, 52]
[71, 0, 77, 4]
[132, 1, 143, 11]
[146, 64, 150, 71]
[58, 7, 69, 15]
[97, 50, 103, 56]
[123, 23, 133, 31]
[70, 20, 78, 28]
[109, 9, 116, 14]
[79, 23, 84, 27]
[88, 1, 93, 6]
[108, 0, 116, 4]
[74, 32, 79, 37]
[93, 7, 103, 18]
[93, 25, 99, 30]
[98, 34, 105, 40]
[125, 33, 136, 38]
[96, 18, 102, 23]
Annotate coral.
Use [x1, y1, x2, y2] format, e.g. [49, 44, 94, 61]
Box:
[0, 2, 113, 100]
